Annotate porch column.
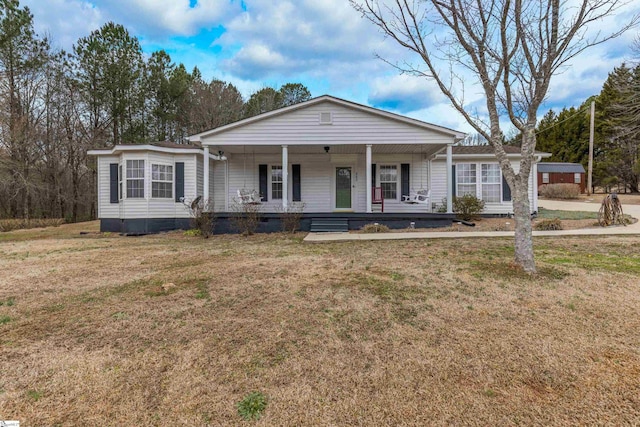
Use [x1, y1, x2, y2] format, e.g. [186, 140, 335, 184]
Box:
[446, 144, 453, 213]
[282, 145, 289, 210]
[366, 144, 372, 213]
[203, 146, 210, 210]
[532, 159, 539, 212]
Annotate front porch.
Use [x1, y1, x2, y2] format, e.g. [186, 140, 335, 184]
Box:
[211, 212, 456, 234]
[204, 143, 455, 215]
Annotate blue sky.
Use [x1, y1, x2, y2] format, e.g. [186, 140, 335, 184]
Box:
[23, 0, 640, 134]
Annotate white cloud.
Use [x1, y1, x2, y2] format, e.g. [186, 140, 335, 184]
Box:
[368, 74, 447, 113]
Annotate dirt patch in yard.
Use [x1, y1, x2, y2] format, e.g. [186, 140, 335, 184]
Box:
[1, 225, 640, 425]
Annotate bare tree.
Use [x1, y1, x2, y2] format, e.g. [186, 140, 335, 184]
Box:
[351, 0, 638, 273]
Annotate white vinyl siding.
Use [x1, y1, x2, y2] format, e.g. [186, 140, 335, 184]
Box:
[199, 101, 455, 146]
[95, 151, 201, 220]
[220, 152, 431, 214]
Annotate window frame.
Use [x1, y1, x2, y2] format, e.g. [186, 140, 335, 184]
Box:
[270, 165, 283, 200]
[481, 163, 501, 203]
[574, 173, 581, 184]
[456, 163, 477, 198]
[126, 159, 145, 199]
[542, 172, 550, 184]
[151, 163, 174, 199]
[378, 164, 399, 201]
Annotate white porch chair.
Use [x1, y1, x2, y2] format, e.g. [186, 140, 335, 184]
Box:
[402, 188, 430, 205]
[237, 188, 262, 204]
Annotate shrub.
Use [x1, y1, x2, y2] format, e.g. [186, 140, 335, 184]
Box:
[237, 391, 267, 421]
[230, 198, 262, 236]
[0, 218, 65, 232]
[183, 197, 215, 238]
[538, 183, 580, 199]
[453, 194, 485, 221]
[275, 202, 305, 233]
[436, 198, 448, 213]
[361, 223, 390, 233]
[534, 218, 563, 231]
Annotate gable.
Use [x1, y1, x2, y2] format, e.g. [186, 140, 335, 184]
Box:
[195, 97, 464, 147]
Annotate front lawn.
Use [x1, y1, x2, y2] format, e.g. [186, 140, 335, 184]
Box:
[1, 225, 639, 425]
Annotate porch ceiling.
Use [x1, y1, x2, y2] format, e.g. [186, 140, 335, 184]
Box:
[210, 144, 447, 156]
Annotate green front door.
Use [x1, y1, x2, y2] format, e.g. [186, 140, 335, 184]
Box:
[335, 167, 352, 209]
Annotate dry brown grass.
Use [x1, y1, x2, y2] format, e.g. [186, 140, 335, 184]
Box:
[1, 224, 640, 425]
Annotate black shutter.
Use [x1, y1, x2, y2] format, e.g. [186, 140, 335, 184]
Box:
[259, 164, 268, 201]
[175, 162, 185, 202]
[109, 163, 118, 204]
[401, 163, 410, 197]
[371, 164, 377, 188]
[451, 165, 456, 198]
[502, 174, 512, 201]
[292, 164, 301, 202]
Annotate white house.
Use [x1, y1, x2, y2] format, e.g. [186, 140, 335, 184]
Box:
[88, 95, 549, 233]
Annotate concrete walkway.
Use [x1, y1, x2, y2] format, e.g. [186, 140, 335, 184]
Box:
[303, 198, 640, 242]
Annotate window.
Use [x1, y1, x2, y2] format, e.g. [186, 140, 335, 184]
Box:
[574, 173, 581, 184]
[542, 172, 550, 184]
[118, 164, 123, 200]
[481, 164, 501, 203]
[379, 165, 398, 200]
[271, 165, 283, 200]
[126, 159, 145, 198]
[152, 164, 173, 198]
[456, 163, 476, 197]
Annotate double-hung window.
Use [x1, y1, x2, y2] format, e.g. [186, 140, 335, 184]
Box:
[152, 164, 173, 198]
[574, 173, 581, 184]
[542, 172, 550, 184]
[456, 163, 476, 197]
[271, 165, 283, 200]
[126, 160, 145, 198]
[379, 165, 398, 200]
[481, 164, 501, 203]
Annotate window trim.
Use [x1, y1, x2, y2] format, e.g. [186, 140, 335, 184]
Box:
[125, 159, 145, 199]
[151, 163, 174, 199]
[378, 164, 400, 201]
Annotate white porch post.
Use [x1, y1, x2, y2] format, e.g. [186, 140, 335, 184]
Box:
[366, 144, 372, 213]
[446, 144, 453, 213]
[532, 159, 539, 212]
[282, 145, 289, 210]
[203, 146, 210, 210]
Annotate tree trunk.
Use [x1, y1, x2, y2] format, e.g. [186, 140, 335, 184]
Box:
[512, 183, 535, 273]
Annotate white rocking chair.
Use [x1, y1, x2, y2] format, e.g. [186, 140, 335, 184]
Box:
[237, 188, 262, 204]
[402, 188, 430, 205]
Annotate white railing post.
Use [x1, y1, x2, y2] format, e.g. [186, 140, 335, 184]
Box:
[203, 146, 210, 211]
[446, 144, 453, 213]
[282, 145, 288, 210]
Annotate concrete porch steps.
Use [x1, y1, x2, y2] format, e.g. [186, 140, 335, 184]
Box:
[310, 218, 349, 233]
